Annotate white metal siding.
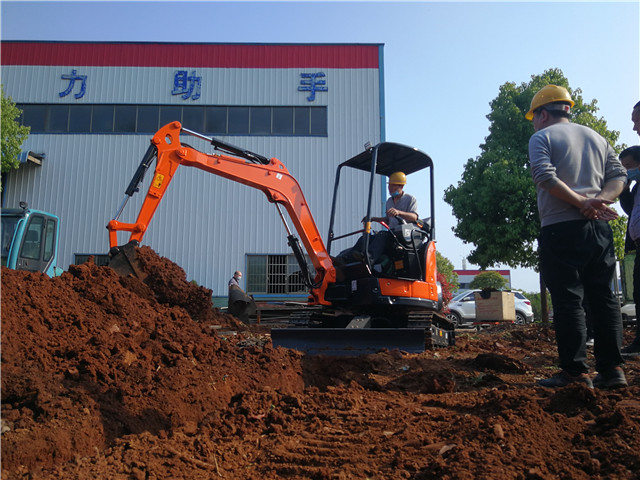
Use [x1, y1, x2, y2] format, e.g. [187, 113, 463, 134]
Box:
[2, 45, 383, 297]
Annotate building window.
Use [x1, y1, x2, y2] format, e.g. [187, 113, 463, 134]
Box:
[114, 105, 137, 132]
[69, 105, 92, 132]
[92, 105, 114, 132]
[228, 107, 250, 134]
[310, 107, 328, 135]
[159, 105, 182, 127]
[137, 105, 160, 132]
[182, 106, 205, 132]
[21, 105, 46, 131]
[272, 107, 293, 135]
[246, 254, 314, 295]
[17, 104, 328, 137]
[250, 107, 271, 134]
[294, 106, 310, 135]
[205, 107, 227, 134]
[47, 105, 69, 132]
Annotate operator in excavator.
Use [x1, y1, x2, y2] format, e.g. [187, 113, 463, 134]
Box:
[337, 171, 419, 271]
[366, 171, 419, 270]
[369, 171, 419, 227]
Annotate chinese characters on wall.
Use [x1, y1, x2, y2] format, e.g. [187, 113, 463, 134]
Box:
[58, 70, 328, 102]
[298, 72, 327, 101]
[59, 70, 87, 99]
[171, 70, 201, 100]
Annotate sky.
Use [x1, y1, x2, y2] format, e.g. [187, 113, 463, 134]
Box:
[2, 0, 639, 292]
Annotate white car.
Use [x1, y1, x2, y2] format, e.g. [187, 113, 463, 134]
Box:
[620, 303, 637, 325]
[446, 289, 535, 327]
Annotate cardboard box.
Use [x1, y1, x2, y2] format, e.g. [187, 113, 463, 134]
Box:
[474, 291, 515, 322]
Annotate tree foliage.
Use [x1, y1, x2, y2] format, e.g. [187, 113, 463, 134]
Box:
[469, 271, 507, 290]
[443, 68, 623, 270]
[520, 291, 551, 323]
[435, 251, 458, 288]
[609, 209, 628, 261]
[1, 85, 30, 187]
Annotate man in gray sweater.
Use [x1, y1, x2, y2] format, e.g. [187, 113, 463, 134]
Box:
[527, 84, 627, 389]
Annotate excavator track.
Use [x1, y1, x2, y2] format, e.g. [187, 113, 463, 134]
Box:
[271, 308, 455, 355]
[407, 311, 455, 349]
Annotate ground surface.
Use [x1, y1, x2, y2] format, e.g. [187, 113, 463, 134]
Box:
[2, 246, 640, 480]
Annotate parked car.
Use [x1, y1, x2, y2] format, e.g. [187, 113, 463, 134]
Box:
[445, 289, 534, 327]
[620, 303, 637, 325]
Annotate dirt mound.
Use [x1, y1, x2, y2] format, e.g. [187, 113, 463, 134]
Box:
[2, 248, 640, 479]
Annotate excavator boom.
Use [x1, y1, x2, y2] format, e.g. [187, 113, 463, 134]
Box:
[107, 121, 335, 304]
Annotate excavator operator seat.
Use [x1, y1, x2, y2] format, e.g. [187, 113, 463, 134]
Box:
[384, 223, 429, 279]
[391, 223, 428, 249]
[418, 218, 432, 240]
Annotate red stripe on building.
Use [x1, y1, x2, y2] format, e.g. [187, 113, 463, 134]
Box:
[1, 42, 380, 68]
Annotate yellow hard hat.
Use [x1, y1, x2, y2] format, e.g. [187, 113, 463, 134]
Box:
[525, 84, 575, 120]
[388, 171, 407, 185]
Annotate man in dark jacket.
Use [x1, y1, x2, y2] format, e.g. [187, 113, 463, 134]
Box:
[619, 145, 640, 356]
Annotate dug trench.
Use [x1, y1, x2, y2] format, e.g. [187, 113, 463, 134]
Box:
[2, 246, 640, 479]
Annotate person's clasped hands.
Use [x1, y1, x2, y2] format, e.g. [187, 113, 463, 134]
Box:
[579, 197, 618, 221]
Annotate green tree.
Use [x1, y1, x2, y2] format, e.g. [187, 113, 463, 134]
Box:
[435, 251, 459, 288]
[1, 85, 30, 190]
[436, 251, 459, 308]
[609, 209, 627, 261]
[520, 291, 551, 323]
[469, 271, 507, 290]
[443, 68, 623, 271]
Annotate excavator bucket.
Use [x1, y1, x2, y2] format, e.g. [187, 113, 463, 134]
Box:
[108, 241, 146, 279]
[227, 286, 257, 324]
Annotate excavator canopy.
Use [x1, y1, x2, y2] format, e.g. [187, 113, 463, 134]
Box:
[339, 142, 433, 176]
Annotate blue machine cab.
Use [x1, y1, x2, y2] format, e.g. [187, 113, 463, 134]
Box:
[1, 202, 62, 277]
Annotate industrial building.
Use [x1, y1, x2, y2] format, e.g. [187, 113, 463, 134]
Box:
[1, 41, 387, 300]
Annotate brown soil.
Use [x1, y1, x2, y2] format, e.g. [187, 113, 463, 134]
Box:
[2, 246, 640, 479]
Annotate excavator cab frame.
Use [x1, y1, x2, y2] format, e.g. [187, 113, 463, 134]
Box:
[315, 142, 442, 318]
[327, 142, 435, 276]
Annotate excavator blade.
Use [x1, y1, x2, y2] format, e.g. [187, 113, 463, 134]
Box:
[108, 241, 146, 279]
[270, 327, 429, 355]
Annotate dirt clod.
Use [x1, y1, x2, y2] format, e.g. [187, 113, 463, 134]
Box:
[2, 247, 640, 479]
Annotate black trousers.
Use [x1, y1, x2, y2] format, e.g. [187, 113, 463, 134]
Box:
[540, 220, 623, 375]
[368, 231, 392, 264]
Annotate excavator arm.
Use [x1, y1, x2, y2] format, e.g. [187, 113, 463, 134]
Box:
[107, 121, 336, 304]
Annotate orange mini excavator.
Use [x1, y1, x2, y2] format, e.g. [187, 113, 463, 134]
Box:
[107, 122, 454, 354]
